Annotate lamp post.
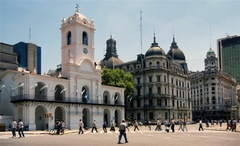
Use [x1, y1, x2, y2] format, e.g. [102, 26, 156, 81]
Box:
[224, 97, 230, 130]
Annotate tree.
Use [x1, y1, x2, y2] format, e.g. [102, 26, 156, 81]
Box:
[101, 68, 134, 98]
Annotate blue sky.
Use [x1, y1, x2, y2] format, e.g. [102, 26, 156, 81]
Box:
[1, 0, 239, 74]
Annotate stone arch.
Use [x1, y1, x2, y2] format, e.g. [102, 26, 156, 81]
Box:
[34, 82, 46, 100]
[103, 91, 110, 104]
[54, 84, 65, 101]
[114, 109, 122, 127]
[35, 105, 47, 130]
[54, 106, 65, 122]
[82, 108, 90, 128]
[113, 92, 121, 105]
[149, 62, 152, 68]
[103, 108, 111, 126]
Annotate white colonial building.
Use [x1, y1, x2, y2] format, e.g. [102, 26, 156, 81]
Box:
[0, 8, 125, 130]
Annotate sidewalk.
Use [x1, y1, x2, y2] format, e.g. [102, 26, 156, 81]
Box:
[0, 129, 79, 135]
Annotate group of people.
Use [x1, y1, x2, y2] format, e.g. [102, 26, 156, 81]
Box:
[198, 118, 238, 132]
[11, 119, 25, 138]
[54, 120, 66, 135]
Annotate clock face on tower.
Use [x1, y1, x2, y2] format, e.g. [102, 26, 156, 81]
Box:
[83, 48, 88, 54]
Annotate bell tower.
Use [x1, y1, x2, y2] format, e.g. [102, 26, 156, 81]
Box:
[204, 48, 218, 73]
[60, 7, 95, 78]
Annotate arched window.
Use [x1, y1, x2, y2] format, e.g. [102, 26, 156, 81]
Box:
[67, 31, 71, 45]
[82, 31, 88, 45]
[149, 62, 152, 68]
[156, 62, 160, 68]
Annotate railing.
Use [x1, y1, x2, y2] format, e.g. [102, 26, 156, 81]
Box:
[10, 94, 125, 106]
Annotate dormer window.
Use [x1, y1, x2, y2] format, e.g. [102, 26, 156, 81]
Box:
[82, 31, 88, 45]
[67, 31, 71, 45]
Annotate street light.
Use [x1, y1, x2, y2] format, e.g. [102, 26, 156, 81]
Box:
[224, 97, 230, 130]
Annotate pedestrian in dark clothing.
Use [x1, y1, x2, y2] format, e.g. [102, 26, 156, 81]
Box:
[103, 120, 107, 133]
[170, 119, 175, 132]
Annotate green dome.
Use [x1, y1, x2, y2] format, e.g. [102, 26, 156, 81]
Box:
[207, 48, 215, 55]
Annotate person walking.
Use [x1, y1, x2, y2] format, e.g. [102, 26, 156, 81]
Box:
[147, 119, 151, 131]
[61, 120, 66, 134]
[219, 119, 222, 127]
[11, 119, 17, 138]
[198, 119, 204, 131]
[133, 120, 139, 131]
[78, 119, 84, 134]
[91, 120, 98, 133]
[18, 119, 25, 138]
[232, 119, 237, 132]
[170, 119, 175, 132]
[178, 120, 183, 131]
[125, 120, 130, 131]
[155, 119, 161, 131]
[103, 120, 107, 133]
[56, 120, 62, 135]
[118, 119, 128, 144]
[110, 120, 116, 132]
[183, 119, 188, 131]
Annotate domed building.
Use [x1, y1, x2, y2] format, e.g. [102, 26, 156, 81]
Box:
[114, 34, 192, 122]
[101, 35, 123, 69]
[167, 37, 186, 63]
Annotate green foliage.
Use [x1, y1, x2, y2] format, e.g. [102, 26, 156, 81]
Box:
[101, 68, 134, 97]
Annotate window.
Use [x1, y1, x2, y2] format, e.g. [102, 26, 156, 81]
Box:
[157, 62, 160, 68]
[137, 113, 141, 120]
[137, 89, 141, 96]
[149, 88, 152, 95]
[158, 87, 161, 94]
[157, 99, 161, 106]
[67, 31, 71, 45]
[157, 75, 161, 82]
[149, 100, 153, 106]
[164, 76, 166, 82]
[172, 100, 175, 107]
[149, 112, 154, 120]
[149, 62, 152, 68]
[171, 78, 174, 84]
[137, 100, 141, 107]
[82, 31, 88, 45]
[137, 78, 141, 84]
[165, 99, 167, 106]
[149, 76, 152, 82]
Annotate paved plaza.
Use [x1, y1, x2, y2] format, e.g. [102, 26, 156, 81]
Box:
[0, 123, 239, 146]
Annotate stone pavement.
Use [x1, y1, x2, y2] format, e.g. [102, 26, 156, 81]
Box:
[0, 122, 239, 136]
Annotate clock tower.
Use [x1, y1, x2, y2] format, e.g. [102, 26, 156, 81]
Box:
[60, 8, 95, 78]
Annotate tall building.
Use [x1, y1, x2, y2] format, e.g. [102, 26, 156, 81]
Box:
[13, 42, 41, 74]
[189, 48, 237, 121]
[0, 8, 124, 130]
[113, 34, 192, 122]
[0, 43, 18, 75]
[217, 35, 240, 84]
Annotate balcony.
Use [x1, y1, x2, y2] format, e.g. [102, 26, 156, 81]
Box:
[10, 94, 125, 106]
